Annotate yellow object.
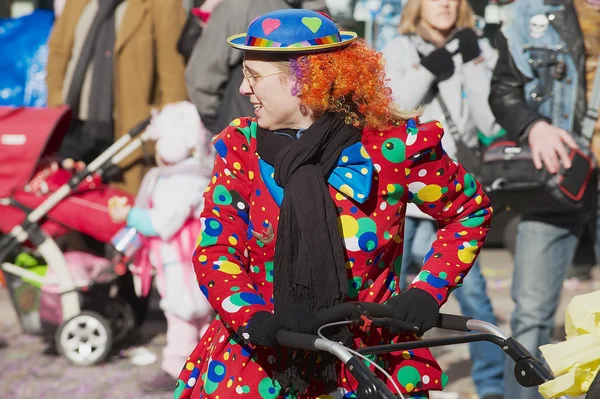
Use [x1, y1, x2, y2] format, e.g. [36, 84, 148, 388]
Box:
[538, 290, 600, 398]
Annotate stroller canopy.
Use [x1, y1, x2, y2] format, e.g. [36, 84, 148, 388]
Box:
[0, 106, 71, 198]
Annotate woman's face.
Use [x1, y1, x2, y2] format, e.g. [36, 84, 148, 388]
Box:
[239, 55, 314, 131]
[420, 0, 460, 33]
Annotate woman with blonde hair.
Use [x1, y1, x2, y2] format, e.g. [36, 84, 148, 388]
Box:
[383, 1, 505, 399]
[175, 8, 492, 399]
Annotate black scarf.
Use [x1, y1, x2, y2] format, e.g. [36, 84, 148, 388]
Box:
[65, 0, 122, 141]
[256, 113, 361, 394]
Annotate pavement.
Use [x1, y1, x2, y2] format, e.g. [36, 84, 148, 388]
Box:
[0, 248, 598, 399]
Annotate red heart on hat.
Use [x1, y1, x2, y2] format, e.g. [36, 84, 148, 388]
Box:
[262, 18, 281, 36]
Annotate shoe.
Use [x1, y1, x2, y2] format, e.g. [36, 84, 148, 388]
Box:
[482, 395, 504, 399]
[140, 371, 177, 393]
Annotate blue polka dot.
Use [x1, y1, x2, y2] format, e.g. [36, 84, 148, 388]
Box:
[238, 210, 249, 224]
[214, 139, 228, 158]
[256, 189, 261, 196]
[219, 194, 226, 202]
[428, 204, 436, 209]
[262, 221, 269, 228]
[269, 388, 276, 394]
[358, 232, 378, 252]
[436, 293, 443, 301]
[239, 292, 267, 306]
[350, 206, 358, 213]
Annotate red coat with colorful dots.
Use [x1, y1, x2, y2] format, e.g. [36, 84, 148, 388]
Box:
[174, 117, 492, 399]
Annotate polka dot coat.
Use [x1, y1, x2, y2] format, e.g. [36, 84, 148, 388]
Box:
[174, 117, 492, 399]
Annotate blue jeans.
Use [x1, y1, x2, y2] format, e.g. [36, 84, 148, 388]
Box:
[402, 217, 505, 398]
[505, 212, 589, 399]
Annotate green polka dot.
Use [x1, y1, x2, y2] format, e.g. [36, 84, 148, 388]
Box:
[357, 217, 377, 234]
[241, 385, 251, 393]
[382, 138, 406, 163]
[386, 183, 405, 205]
[213, 185, 232, 205]
[228, 247, 236, 254]
[388, 278, 397, 292]
[393, 255, 403, 276]
[258, 377, 281, 399]
[441, 372, 449, 388]
[439, 272, 447, 279]
[461, 209, 487, 228]
[238, 126, 252, 144]
[265, 261, 274, 283]
[384, 231, 391, 240]
[230, 286, 240, 292]
[250, 265, 260, 273]
[417, 270, 430, 282]
[199, 232, 218, 246]
[173, 379, 186, 399]
[464, 173, 477, 197]
[461, 217, 485, 228]
[397, 366, 421, 390]
[348, 276, 363, 298]
[204, 377, 219, 395]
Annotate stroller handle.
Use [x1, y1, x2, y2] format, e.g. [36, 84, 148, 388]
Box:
[276, 301, 554, 398]
[127, 117, 152, 139]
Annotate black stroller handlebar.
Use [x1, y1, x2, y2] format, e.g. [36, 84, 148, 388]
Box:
[313, 301, 473, 332]
[127, 117, 152, 139]
[275, 301, 555, 399]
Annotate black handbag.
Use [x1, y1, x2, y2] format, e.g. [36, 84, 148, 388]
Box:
[477, 56, 600, 214]
[478, 138, 595, 213]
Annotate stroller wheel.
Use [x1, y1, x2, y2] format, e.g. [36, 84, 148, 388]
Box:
[55, 311, 113, 366]
[104, 297, 136, 344]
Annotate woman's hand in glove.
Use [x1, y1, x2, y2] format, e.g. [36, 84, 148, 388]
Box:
[419, 47, 455, 81]
[243, 305, 320, 347]
[452, 28, 481, 64]
[386, 288, 440, 336]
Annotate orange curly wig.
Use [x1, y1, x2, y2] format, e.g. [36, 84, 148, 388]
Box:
[289, 40, 402, 131]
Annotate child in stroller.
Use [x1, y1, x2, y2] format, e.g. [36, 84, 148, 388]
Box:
[108, 101, 215, 391]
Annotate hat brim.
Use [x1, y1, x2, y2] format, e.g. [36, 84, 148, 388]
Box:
[227, 31, 358, 53]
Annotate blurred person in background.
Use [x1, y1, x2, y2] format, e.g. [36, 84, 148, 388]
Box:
[382, 1, 505, 398]
[176, 0, 225, 63]
[489, 0, 600, 398]
[185, 0, 327, 135]
[46, 0, 188, 195]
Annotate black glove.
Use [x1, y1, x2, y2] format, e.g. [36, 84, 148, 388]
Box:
[453, 28, 481, 63]
[386, 288, 440, 336]
[419, 47, 455, 80]
[244, 305, 320, 347]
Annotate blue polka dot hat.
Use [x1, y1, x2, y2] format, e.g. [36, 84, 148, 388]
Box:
[227, 9, 358, 53]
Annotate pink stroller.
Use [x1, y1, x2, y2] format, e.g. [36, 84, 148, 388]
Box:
[0, 106, 154, 365]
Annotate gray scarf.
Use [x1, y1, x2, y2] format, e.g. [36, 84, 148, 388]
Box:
[65, 0, 122, 140]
